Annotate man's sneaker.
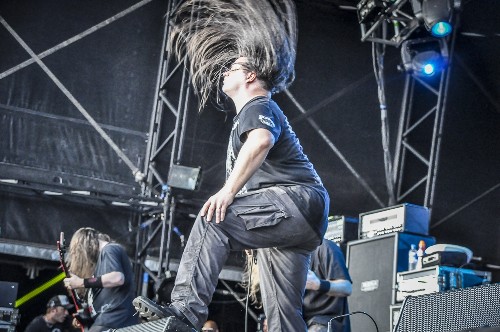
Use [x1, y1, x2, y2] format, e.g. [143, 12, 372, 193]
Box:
[133, 296, 169, 321]
[132, 296, 195, 329]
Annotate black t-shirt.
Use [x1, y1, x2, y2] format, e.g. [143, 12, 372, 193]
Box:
[89, 243, 138, 328]
[226, 96, 323, 193]
[227, 97, 329, 235]
[303, 239, 352, 332]
[25, 315, 73, 332]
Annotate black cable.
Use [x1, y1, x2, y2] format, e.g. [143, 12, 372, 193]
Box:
[327, 311, 379, 332]
[371, 30, 395, 206]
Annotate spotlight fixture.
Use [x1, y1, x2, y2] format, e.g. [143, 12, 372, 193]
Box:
[357, 0, 386, 24]
[400, 38, 449, 77]
[70, 190, 91, 195]
[412, 0, 455, 37]
[167, 165, 202, 191]
[430, 21, 452, 37]
[111, 201, 132, 207]
[423, 0, 453, 36]
[43, 190, 64, 196]
[138, 200, 160, 206]
[0, 179, 18, 184]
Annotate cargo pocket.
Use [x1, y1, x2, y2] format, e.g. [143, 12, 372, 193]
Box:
[233, 203, 289, 230]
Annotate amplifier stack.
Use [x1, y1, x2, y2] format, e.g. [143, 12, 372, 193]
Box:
[324, 215, 358, 255]
[0, 281, 18, 332]
[358, 203, 430, 239]
[396, 266, 491, 302]
[347, 203, 493, 332]
[346, 232, 435, 332]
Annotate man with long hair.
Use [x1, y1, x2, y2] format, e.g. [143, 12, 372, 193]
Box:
[63, 227, 137, 331]
[134, 1, 330, 331]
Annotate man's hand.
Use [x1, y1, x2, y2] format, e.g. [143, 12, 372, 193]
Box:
[201, 187, 235, 223]
[306, 271, 353, 296]
[305, 270, 321, 291]
[72, 317, 82, 328]
[64, 274, 84, 289]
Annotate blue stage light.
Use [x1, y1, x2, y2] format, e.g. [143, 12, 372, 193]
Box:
[400, 38, 449, 78]
[431, 21, 452, 37]
[423, 63, 436, 75]
[413, 50, 442, 76]
[420, 0, 453, 37]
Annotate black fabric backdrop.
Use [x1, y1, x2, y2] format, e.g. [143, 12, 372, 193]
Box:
[0, 0, 163, 194]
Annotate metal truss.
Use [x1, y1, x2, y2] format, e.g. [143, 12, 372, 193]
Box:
[392, 34, 456, 216]
[358, 2, 464, 217]
[134, 3, 252, 314]
[359, 0, 421, 47]
[135, 0, 192, 295]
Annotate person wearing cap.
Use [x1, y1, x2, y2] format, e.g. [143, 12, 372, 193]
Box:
[25, 295, 75, 332]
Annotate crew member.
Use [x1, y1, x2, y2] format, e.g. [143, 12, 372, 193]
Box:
[303, 238, 352, 332]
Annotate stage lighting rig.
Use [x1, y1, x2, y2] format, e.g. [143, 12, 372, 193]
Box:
[357, 0, 422, 46]
[400, 37, 449, 77]
[357, 0, 460, 46]
[411, 0, 458, 37]
[357, 0, 387, 24]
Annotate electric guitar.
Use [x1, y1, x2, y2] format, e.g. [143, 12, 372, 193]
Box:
[57, 232, 94, 332]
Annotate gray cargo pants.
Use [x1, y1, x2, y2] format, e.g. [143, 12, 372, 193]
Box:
[170, 185, 328, 332]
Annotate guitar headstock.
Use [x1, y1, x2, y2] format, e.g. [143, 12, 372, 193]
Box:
[57, 232, 69, 273]
[57, 232, 66, 250]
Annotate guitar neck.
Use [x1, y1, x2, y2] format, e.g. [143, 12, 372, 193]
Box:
[57, 240, 82, 311]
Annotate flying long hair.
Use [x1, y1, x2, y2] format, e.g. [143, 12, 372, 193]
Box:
[67, 227, 110, 278]
[241, 251, 262, 307]
[168, 0, 297, 110]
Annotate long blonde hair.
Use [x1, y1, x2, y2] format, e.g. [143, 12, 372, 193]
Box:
[67, 227, 110, 278]
[241, 251, 262, 307]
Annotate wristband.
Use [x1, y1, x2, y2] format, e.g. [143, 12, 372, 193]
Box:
[318, 280, 330, 293]
[84, 276, 103, 288]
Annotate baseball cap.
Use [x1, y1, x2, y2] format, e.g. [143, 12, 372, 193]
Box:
[47, 295, 74, 310]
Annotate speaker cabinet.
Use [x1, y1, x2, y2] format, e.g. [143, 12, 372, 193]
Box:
[395, 283, 500, 332]
[346, 232, 435, 332]
[115, 317, 194, 332]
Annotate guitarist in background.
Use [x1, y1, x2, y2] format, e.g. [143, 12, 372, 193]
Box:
[64, 227, 138, 331]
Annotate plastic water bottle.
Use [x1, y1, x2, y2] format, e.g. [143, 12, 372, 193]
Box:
[416, 240, 426, 270]
[141, 272, 149, 297]
[408, 244, 418, 271]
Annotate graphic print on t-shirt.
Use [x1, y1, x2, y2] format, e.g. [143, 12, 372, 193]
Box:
[226, 118, 241, 191]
